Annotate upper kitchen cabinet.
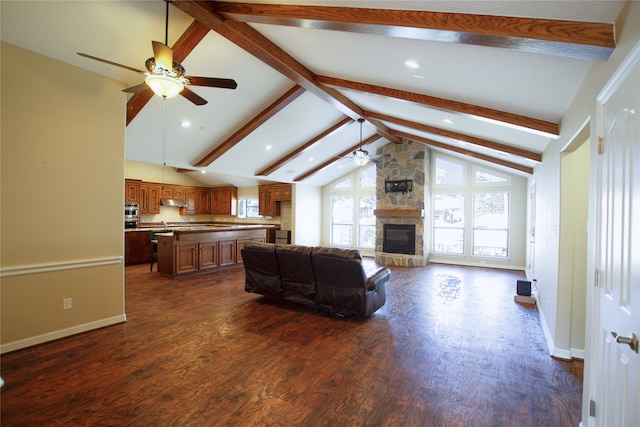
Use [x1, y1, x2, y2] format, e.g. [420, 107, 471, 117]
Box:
[125, 179, 140, 204]
[258, 184, 292, 217]
[140, 182, 161, 214]
[211, 186, 237, 215]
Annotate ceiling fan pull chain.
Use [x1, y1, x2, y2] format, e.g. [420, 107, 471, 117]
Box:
[164, 0, 169, 46]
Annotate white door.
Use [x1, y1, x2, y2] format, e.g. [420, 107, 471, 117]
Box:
[593, 49, 640, 426]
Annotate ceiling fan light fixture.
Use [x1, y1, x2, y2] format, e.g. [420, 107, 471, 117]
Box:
[353, 149, 369, 166]
[145, 74, 184, 99]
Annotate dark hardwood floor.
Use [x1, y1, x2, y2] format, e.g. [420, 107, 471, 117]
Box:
[1, 262, 583, 426]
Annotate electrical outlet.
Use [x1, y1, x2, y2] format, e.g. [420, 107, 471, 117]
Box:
[63, 298, 72, 310]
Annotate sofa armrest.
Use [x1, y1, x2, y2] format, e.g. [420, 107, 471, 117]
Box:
[366, 267, 391, 291]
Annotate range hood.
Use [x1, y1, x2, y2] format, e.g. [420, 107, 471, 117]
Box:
[161, 198, 187, 207]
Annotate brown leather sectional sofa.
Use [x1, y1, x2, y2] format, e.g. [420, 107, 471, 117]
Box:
[241, 241, 390, 318]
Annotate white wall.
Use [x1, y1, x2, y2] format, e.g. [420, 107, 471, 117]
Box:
[292, 184, 322, 246]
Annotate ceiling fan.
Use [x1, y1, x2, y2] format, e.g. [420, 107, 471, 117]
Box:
[77, 0, 236, 105]
[345, 119, 390, 166]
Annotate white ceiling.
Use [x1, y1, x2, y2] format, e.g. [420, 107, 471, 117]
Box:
[0, 1, 626, 187]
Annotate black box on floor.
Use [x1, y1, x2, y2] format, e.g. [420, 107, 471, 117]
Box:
[516, 280, 532, 296]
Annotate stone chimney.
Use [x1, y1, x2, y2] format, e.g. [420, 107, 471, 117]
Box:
[375, 139, 431, 267]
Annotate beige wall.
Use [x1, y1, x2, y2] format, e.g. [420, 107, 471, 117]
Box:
[1, 42, 126, 351]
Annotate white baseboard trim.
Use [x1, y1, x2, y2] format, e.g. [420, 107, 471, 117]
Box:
[427, 259, 526, 271]
[536, 299, 583, 360]
[0, 314, 126, 354]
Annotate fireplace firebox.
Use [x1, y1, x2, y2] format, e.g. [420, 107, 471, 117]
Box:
[383, 224, 416, 255]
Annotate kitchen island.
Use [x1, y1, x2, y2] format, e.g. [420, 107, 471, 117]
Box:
[156, 224, 271, 278]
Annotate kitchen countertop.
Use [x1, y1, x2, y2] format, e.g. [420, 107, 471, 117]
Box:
[125, 223, 277, 233]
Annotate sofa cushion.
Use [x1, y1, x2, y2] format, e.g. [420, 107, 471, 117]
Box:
[241, 242, 282, 299]
[276, 244, 315, 306]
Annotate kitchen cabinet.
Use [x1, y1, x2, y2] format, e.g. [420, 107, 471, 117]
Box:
[197, 189, 211, 214]
[211, 186, 237, 215]
[184, 188, 198, 215]
[125, 179, 141, 204]
[218, 239, 237, 266]
[139, 183, 161, 214]
[258, 184, 292, 217]
[125, 231, 151, 265]
[175, 242, 199, 274]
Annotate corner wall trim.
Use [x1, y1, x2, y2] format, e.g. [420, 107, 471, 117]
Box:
[0, 314, 126, 354]
[0, 256, 123, 278]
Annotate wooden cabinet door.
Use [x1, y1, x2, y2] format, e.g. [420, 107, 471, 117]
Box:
[197, 189, 211, 214]
[218, 239, 237, 266]
[258, 186, 271, 216]
[161, 185, 173, 199]
[173, 186, 186, 200]
[175, 242, 198, 274]
[139, 184, 149, 214]
[125, 180, 140, 204]
[125, 231, 152, 265]
[184, 188, 197, 215]
[147, 184, 162, 214]
[199, 241, 218, 269]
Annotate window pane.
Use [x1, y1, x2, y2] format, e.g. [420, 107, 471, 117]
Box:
[433, 194, 465, 254]
[435, 157, 464, 185]
[475, 170, 508, 184]
[359, 165, 376, 188]
[358, 195, 376, 248]
[332, 177, 352, 189]
[473, 192, 509, 257]
[331, 196, 353, 246]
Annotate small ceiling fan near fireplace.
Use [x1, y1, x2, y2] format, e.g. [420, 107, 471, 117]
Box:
[77, 0, 237, 105]
[345, 118, 390, 166]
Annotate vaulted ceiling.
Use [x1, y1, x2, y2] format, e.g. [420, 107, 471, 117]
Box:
[1, 1, 624, 187]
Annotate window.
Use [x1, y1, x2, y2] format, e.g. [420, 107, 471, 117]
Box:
[328, 165, 377, 250]
[358, 195, 376, 248]
[434, 157, 464, 185]
[473, 192, 509, 257]
[432, 194, 465, 254]
[237, 197, 261, 219]
[330, 196, 353, 246]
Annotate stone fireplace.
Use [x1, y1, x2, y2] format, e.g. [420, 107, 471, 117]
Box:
[374, 139, 430, 267]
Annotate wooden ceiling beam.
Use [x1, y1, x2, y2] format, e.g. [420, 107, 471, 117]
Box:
[256, 117, 353, 176]
[193, 85, 306, 167]
[213, 2, 615, 61]
[394, 130, 533, 174]
[365, 110, 542, 162]
[319, 75, 559, 138]
[125, 20, 210, 126]
[172, 0, 401, 144]
[294, 134, 382, 182]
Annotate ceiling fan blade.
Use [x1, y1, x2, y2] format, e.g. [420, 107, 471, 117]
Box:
[152, 41, 173, 72]
[187, 76, 238, 90]
[369, 153, 391, 160]
[122, 83, 151, 94]
[180, 87, 208, 106]
[77, 52, 146, 75]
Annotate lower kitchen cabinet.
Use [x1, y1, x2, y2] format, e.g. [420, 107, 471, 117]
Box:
[125, 231, 152, 266]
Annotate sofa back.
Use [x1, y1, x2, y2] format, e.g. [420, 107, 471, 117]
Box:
[241, 241, 282, 299]
[276, 244, 315, 306]
[311, 247, 368, 316]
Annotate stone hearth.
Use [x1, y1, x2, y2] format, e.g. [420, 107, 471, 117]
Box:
[375, 139, 430, 267]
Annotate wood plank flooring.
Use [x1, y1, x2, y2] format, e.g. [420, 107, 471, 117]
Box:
[1, 262, 583, 426]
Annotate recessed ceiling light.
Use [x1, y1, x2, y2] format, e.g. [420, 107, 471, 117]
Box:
[404, 59, 420, 69]
[413, 74, 425, 79]
[200, 170, 207, 174]
[265, 144, 272, 150]
[179, 119, 191, 128]
[308, 157, 314, 162]
[442, 118, 453, 124]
